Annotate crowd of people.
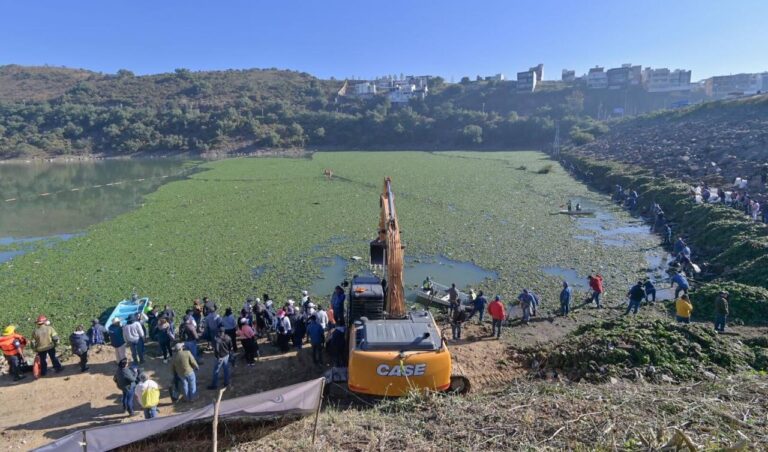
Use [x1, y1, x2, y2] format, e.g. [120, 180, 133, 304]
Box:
[691, 177, 766, 224]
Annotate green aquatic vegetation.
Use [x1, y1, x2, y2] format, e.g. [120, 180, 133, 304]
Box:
[0, 151, 655, 334]
[690, 282, 768, 325]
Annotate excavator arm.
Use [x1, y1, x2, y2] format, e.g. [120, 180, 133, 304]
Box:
[370, 177, 405, 318]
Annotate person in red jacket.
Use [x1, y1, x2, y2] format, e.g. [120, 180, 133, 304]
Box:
[1, 325, 28, 381]
[588, 274, 604, 309]
[487, 296, 506, 339]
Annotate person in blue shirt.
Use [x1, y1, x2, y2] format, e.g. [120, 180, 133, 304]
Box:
[330, 286, 346, 325]
[674, 237, 686, 255]
[559, 282, 572, 316]
[108, 318, 127, 363]
[468, 290, 488, 323]
[643, 279, 656, 303]
[306, 316, 325, 365]
[670, 271, 690, 299]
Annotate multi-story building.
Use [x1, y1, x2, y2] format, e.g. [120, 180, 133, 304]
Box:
[387, 83, 428, 104]
[586, 66, 607, 89]
[353, 82, 377, 98]
[517, 70, 537, 92]
[706, 73, 764, 98]
[561, 69, 576, 82]
[643, 68, 692, 92]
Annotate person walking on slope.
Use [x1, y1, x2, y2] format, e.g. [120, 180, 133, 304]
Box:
[675, 294, 693, 324]
[136, 373, 161, 419]
[625, 281, 646, 316]
[208, 328, 233, 390]
[171, 342, 199, 402]
[451, 305, 468, 340]
[670, 271, 690, 299]
[588, 274, 604, 309]
[114, 358, 138, 416]
[69, 325, 90, 372]
[488, 296, 506, 339]
[32, 315, 63, 376]
[643, 279, 657, 304]
[467, 290, 487, 323]
[714, 290, 729, 333]
[0, 325, 28, 381]
[122, 314, 146, 364]
[559, 281, 572, 316]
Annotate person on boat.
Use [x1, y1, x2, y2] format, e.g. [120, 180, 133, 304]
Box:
[114, 358, 138, 416]
[276, 310, 291, 352]
[625, 281, 646, 316]
[136, 373, 160, 419]
[237, 318, 258, 366]
[643, 279, 657, 304]
[208, 327, 233, 390]
[587, 274, 604, 309]
[108, 318, 127, 363]
[69, 324, 90, 372]
[675, 294, 693, 324]
[488, 296, 506, 339]
[331, 286, 346, 325]
[566, 200, 573, 212]
[422, 277, 433, 295]
[156, 317, 174, 363]
[1, 325, 27, 381]
[179, 317, 201, 361]
[222, 308, 238, 353]
[32, 315, 63, 376]
[171, 343, 199, 402]
[123, 314, 146, 365]
[670, 271, 690, 299]
[575, 203, 582, 211]
[559, 281, 572, 316]
[87, 318, 109, 347]
[467, 290, 487, 323]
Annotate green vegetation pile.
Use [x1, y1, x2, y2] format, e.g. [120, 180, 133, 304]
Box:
[690, 282, 768, 325]
[534, 318, 761, 382]
[0, 152, 653, 336]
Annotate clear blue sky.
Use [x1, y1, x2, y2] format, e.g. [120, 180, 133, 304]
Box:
[1, 0, 766, 81]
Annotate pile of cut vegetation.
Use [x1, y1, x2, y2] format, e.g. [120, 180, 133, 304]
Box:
[689, 282, 768, 325]
[537, 318, 759, 382]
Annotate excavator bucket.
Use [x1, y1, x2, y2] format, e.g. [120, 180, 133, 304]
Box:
[369, 239, 385, 266]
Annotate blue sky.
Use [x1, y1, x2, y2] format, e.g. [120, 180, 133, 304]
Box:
[1, 0, 766, 81]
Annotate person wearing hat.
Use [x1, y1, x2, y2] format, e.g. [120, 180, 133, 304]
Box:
[714, 290, 729, 333]
[87, 318, 109, 347]
[32, 315, 62, 376]
[487, 296, 506, 339]
[0, 325, 28, 381]
[301, 290, 310, 304]
[171, 342, 199, 402]
[208, 327, 233, 390]
[122, 314, 146, 364]
[675, 294, 693, 324]
[236, 317, 258, 365]
[108, 318, 127, 363]
[69, 324, 90, 372]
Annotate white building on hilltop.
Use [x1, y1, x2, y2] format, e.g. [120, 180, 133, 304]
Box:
[706, 73, 764, 98]
[643, 68, 692, 92]
[586, 66, 607, 89]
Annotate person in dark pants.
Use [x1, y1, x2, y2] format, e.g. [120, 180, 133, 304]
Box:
[714, 291, 729, 333]
[326, 326, 347, 367]
[671, 272, 690, 299]
[487, 296, 506, 339]
[156, 317, 174, 362]
[451, 305, 468, 340]
[0, 325, 28, 381]
[625, 281, 646, 315]
[221, 308, 238, 352]
[643, 279, 657, 304]
[208, 328, 232, 390]
[32, 315, 62, 376]
[236, 318, 258, 365]
[69, 325, 90, 372]
[559, 281, 572, 316]
[467, 290, 487, 323]
[292, 315, 306, 353]
[113, 358, 138, 416]
[306, 315, 325, 365]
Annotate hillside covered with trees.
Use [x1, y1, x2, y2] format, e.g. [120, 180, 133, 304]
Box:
[0, 65, 611, 158]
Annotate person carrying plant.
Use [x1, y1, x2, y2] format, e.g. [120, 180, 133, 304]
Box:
[714, 290, 729, 333]
[0, 325, 28, 381]
[517, 289, 535, 324]
[675, 294, 693, 324]
[32, 315, 62, 376]
[625, 281, 646, 316]
[487, 295, 506, 339]
[643, 279, 657, 304]
[69, 324, 90, 372]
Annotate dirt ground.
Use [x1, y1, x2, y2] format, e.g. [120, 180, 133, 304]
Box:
[1, 298, 763, 450]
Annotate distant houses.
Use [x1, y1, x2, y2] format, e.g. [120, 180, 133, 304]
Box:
[342, 75, 429, 104]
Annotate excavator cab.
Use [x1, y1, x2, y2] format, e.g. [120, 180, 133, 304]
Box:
[369, 239, 386, 266]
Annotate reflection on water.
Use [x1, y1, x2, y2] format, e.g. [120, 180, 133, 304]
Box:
[0, 159, 191, 238]
[541, 266, 589, 289]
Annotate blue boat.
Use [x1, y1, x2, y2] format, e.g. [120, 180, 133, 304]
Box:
[105, 296, 151, 326]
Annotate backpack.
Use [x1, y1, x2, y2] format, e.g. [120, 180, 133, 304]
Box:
[141, 386, 160, 408]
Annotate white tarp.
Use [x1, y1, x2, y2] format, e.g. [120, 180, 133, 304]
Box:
[34, 377, 325, 452]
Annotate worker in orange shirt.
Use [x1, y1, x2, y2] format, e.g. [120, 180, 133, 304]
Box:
[487, 296, 506, 339]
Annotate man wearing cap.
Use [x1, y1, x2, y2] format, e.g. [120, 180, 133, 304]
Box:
[171, 342, 199, 402]
[108, 318, 127, 363]
[123, 314, 146, 364]
[714, 291, 729, 333]
[32, 315, 62, 376]
[0, 325, 27, 381]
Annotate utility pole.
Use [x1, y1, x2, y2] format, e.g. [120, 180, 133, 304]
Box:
[553, 121, 561, 157]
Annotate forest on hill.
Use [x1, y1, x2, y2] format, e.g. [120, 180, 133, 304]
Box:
[0, 65, 609, 158]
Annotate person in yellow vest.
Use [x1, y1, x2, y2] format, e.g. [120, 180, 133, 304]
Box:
[135, 373, 160, 419]
[1, 325, 28, 381]
[675, 294, 693, 324]
[32, 315, 62, 376]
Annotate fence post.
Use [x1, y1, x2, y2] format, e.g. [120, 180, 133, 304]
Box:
[212, 387, 226, 452]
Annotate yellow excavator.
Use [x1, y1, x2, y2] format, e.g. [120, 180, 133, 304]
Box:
[344, 177, 469, 396]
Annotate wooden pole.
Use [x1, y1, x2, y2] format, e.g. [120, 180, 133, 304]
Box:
[311, 379, 326, 444]
[212, 387, 226, 452]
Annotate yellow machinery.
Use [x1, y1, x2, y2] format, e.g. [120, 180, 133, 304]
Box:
[345, 177, 468, 396]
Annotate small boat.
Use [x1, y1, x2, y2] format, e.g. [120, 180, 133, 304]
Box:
[414, 281, 473, 308]
[558, 210, 594, 216]
[105, 296, 151, 326]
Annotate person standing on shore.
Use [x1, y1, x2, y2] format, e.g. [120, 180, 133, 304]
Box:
[32, 315, 62, 376]
[468, 290, 487, 323]
[559, 282, 572, 316]
[108, 318, 127, 363]
[171, 343, 199, 402]
[69, 325, 90, 372]
[625, 281, 646, 316]
[714, 291, 729, 333]
[643, 279, 657, 304]
[208, 328, 233, 390]
[122, 314, 145, 365]
[0, 325, 27, 381]
[451, 305, 468, 340]
[488, 296, 506, 339]
[114, 358, 138, 416]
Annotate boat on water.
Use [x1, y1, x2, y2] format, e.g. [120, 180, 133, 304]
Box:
[414, 281, 473, 308]
[105, 296, 151, 326]
[558, 209, 595, 216]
